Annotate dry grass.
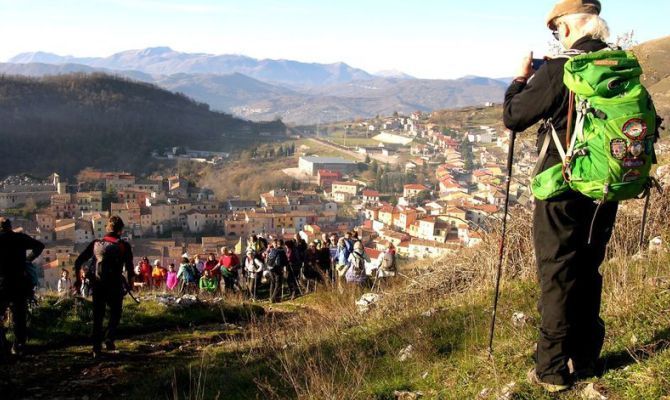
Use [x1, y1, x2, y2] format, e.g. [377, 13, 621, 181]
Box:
[162, 189, 670, 399]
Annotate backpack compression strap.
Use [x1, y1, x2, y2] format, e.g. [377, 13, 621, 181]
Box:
[531, 119, 567, 179]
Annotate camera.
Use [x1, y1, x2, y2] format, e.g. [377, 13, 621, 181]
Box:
[532, 58, 547, 71]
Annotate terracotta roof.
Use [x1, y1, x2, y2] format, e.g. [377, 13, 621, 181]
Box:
[471, 204, 499, 213]
[365, 248, 382, 259]
[317, 170, 342, 178]
[404, 184, 428, 190]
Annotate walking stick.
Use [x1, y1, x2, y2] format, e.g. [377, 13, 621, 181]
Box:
[487, 130, 517, 356]
[639, 189, 652, 250]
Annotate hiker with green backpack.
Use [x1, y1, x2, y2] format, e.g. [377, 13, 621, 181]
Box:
[503, 0, 661, 393]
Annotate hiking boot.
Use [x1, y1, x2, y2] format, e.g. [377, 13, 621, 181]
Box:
[92, 344, 102, 358]
[573, 364, 599, 381]
[527, 368, 571, 393]
[104, 340, 116, 351]
[10, 343, 25, 357]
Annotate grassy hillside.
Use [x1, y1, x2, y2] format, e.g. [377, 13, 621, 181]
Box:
[4, 186, 666, 399]
[430, 104, 505, 131]
[0, 73, 285, 178]
[113, 187, 667, 400]
[633, 35, 670, 122]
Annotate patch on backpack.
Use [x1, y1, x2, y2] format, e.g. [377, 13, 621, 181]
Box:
[622, 118, 647, 140]
[594, 59, 619, 66]
[623, 157, 645, 169]
[622, 169, 641, 182]
[628, 141, 644, 158]
[610, 139, 627, 160]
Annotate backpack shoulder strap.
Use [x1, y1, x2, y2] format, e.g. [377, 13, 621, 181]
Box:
[103, 236, 128, 255]
[552, 49, 586, 59]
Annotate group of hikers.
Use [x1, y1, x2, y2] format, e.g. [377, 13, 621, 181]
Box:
[59, 231, 398, 303]
[3, 214, 398, 360]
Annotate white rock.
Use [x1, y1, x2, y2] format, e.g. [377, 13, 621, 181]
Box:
[582, 383, 607, 400]
[511, 312, 527, 327]
[356, 293, 381, 313]
[421, 308, 436, 317]
[397, 344, 414, 362]
[393, 390, 423, 399]
[175, 295, 198, 306]
[649, 236, 664, 252]
[496, 382, 516, 400]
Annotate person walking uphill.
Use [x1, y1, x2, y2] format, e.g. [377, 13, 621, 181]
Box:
[0, 217, 44, 361]
[503, 0, 661, 391]
[75, 216, 135, 358]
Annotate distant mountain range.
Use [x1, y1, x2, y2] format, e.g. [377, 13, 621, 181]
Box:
[2, 47, 508, 124]
[8, 47, 376, 88]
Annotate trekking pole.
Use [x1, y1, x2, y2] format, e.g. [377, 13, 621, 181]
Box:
[639, 190, 652, 251]
[487, 130, 517, 356]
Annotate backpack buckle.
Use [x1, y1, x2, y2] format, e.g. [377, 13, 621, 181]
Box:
[574, 148, 589, 157]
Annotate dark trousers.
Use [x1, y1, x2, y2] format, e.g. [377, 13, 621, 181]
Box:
[92, 285, 123, 350]
[269, 270, 284, 302]
[287, 265, 301, 297]
[0, 295, 27, 351]
[533, 192, 617, 385]
[179, 280, 197, 295]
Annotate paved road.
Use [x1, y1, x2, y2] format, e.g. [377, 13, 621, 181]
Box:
[307, 137, 401, 164]
[307, 137, 366, 161]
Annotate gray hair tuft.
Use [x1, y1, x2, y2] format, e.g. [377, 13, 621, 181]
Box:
[560, 13, 610, 41]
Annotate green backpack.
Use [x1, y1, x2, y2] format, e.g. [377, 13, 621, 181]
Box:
[531, 49, 659, 202]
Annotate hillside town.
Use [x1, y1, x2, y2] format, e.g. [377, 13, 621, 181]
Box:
[0, 107, 539, 290]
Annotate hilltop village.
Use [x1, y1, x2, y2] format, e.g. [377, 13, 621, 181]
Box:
[0, 106, 539, 289]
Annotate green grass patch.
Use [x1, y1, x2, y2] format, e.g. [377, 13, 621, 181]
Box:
[26, 295, 263, 347]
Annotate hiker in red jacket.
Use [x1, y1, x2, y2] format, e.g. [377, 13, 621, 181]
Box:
[139, 256, 152, 287]
[218, 247, 241, 292]
[203, 253, 221, 285]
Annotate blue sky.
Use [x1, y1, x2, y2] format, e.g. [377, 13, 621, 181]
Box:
[0, 0, 668, 79]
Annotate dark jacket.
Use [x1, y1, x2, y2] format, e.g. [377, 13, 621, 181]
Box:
[74, 233, 135, 287]
[0, 230, 44, 296]
[503, 36, 608, 173]
[267, 247, 288, 272]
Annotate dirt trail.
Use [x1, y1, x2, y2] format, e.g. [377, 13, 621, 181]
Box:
[1, 323, 242, 400]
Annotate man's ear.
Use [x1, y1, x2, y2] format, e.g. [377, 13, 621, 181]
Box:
[563, 23, 571, 39]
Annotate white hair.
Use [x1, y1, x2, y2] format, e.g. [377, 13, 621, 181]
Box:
[559, 13, 610, 41]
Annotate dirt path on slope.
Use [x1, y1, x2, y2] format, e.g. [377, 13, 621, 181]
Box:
[0, 322, 251, 400]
